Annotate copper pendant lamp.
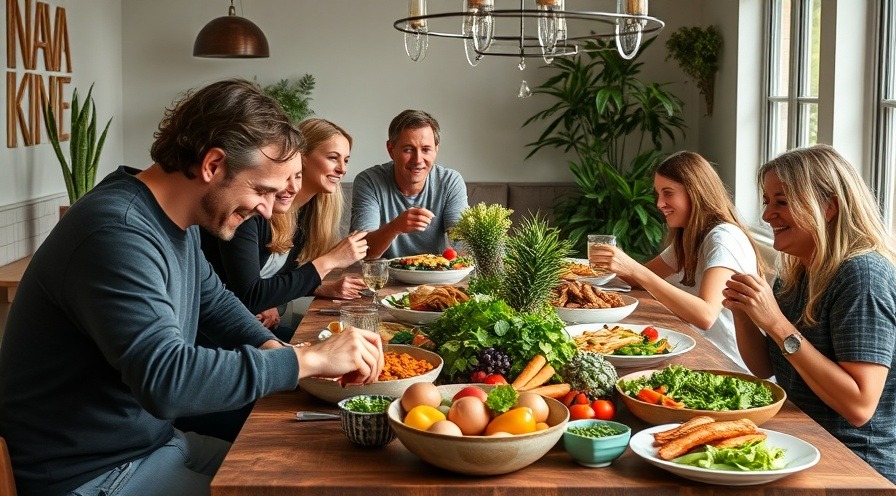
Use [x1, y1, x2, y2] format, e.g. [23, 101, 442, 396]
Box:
[193, 0, 269, 58]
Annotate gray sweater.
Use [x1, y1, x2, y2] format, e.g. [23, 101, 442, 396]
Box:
[0, 167, 299, 496]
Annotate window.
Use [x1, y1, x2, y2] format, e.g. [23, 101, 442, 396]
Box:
[764, 0, 822, 161]
[873, 0, 896, 231]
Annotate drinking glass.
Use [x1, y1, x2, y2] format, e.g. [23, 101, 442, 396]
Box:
[587, 234, 617, 272]
[361, 259, 390, 304]
[340, 304, 380, 332]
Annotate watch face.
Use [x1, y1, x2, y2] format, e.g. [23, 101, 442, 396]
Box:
[784, 334, 801, 354]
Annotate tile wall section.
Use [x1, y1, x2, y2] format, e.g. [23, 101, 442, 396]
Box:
[0, 194, 67, 266]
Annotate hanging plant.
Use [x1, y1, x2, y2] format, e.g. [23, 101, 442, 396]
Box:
[665, 25, 723, 116]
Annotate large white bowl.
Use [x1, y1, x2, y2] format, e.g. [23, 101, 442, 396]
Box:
[553, 294, 639, 324]
[300, 345, 443, 404]
[564, 258, 616, 286]
[564, 323, 697, 370]
[387, 383, 569, 475]
[630, 424, 821, 485]
[379, 291, 444, 324]
[388, 265, 475, 285]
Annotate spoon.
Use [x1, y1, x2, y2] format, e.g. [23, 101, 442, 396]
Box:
[295, 411, 340, 421]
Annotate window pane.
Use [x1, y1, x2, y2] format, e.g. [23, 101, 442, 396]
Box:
[770, 0, 792, 97]
[884, 108, 896, 232]
[769, 102, 790, 157]
[804, 0, 822, 97]
[798, 102, 818, 146]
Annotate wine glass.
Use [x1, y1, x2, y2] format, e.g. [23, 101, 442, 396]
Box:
[361, 259, 390, 305]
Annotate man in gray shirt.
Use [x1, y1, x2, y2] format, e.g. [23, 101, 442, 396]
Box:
[350, 109, 468, 259]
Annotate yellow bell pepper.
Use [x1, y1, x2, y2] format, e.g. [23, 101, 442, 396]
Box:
[404, 405, 446, 431]
[484, 407, 537, 435]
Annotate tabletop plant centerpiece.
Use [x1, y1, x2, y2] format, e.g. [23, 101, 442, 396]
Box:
[43, 83, 112, 207]
[450, 203, 513, 295]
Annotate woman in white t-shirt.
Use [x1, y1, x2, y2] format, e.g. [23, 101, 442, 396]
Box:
[591, 151, 764, 370]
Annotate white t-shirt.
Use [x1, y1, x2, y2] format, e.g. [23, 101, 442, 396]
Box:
[659, 223, 758, 371]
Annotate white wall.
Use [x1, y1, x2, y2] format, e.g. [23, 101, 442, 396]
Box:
[120, 0, 701, 184]
[1, 0, 123, 205]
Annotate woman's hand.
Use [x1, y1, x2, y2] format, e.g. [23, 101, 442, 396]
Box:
[722, 273, 788, 336]
[256, 307, 281, 329]
[590, 244, 641, 278]
[315, 276, 368, 299]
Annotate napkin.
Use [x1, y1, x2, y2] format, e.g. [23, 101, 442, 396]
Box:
[596, 276, 631, 292]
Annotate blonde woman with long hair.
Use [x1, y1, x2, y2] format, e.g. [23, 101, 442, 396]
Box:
[591, 151, 763, 371]
[723, 145, 896, 483]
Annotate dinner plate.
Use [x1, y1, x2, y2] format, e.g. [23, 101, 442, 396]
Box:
[565, 258, 615, 286]
[380, 291, 444, 324]
[553, 294, 638, 324]
[564, 323, 696, 369]
[388, 264, 475, 285]
[630, 424, 821, 485]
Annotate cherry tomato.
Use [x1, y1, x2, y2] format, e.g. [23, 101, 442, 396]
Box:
[641, 326, 659, 342]
[568, 404, 595, 420]
[483, 374, 508, 385]
[591, 399, 616, 420]
[469, 370, 488, 383]
[442, 247, 458, 260]
[563, 391, 590, 407]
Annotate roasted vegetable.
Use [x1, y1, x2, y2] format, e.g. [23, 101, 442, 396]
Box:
[560, 351, 618, 400]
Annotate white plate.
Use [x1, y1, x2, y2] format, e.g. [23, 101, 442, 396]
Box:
[564, 323, 696, 369]
[630, 424, 821, 486]
[553, 294, 638, 324]
[565, 258, 615, 286]
[380, 291, 443, 324]
[388, 264, 475, 285]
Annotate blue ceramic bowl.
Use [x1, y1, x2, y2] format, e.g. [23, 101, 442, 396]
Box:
[563, 419, 631, 467]
[337, 395, 397, 448]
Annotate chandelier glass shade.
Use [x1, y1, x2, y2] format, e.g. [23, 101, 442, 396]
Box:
[394, 0, 663, 67]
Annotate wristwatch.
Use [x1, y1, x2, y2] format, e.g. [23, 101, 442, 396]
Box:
[782, 332, 803, 356]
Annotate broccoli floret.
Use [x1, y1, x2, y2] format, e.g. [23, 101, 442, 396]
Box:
[561, 351, 618, 399]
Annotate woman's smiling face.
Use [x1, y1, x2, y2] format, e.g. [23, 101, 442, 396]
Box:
[654, 173, 692, 229]
[302, 134, 350, 195]
[762, 170, 816, 263]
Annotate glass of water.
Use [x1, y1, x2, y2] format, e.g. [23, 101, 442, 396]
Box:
[587, 234, 617, 272]
[340, 304, 380, 332]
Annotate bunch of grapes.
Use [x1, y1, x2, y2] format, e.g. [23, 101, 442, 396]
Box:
[474, 347, 511, 377]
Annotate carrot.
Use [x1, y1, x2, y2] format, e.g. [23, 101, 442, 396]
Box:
[524, 383, 571, 399]
[512, 354, 547, 389]
[520, 364, 556, 391]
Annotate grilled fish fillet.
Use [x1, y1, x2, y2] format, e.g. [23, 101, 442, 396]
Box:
[656, 419, 759, 460]
[653, 416, 716, 446]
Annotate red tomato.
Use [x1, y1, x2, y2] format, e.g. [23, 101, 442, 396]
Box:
[563, 391, 590, 407]
[641, 326, 659, 343]
[469, 370, 488, 383]
[442, 247, 458, 260]
[568, 404, 595, 420]
[483, 374, 508, 385]
[591, 399, 615, 420]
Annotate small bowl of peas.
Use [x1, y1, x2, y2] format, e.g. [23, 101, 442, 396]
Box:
[337, 394, 398, 448]
[563, 419, 631, 467]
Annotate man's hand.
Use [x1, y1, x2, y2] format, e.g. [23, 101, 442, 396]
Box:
[393, 207, 434, 233]
[256, 307, 281, 329]
[294, 326, 384, 385]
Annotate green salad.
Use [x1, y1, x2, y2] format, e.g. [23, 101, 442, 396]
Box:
[619, 365, 775, 410]
[673, 440, 787, 471]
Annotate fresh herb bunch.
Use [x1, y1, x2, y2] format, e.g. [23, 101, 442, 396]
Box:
[451, 203, 513, 280]
[427, 295, 576, 382]
[260, 74, 316, 123]
[343, 396, 393, 414]
[619, 365, 775, 410]
[499, 215, 572, 313]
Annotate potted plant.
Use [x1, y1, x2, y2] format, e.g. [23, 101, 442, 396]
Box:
[523, 39, 686, 261]
[665, 26, 723, 116]
[43, 83, 112, 206]
[259, 74, 315, 123]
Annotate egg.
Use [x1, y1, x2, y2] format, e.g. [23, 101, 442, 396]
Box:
[516, 392, 550, 423]
[489, 431, 513, 437]
[427, 420, 463, 436]
[447, 396, 490, 435]
[401, 382, 442, 412]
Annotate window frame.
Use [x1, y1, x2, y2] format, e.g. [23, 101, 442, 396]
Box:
[872, 0, 896, 231]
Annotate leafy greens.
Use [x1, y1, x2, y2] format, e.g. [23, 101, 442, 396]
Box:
[673, 440, 787, 471]
[619, 365, 775, 410]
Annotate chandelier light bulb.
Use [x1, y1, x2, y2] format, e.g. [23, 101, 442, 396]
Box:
[615, 0, 647, 60]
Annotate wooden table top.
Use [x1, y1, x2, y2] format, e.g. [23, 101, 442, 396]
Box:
[211, 284, 896, 496]
[0, 255, 30, 288]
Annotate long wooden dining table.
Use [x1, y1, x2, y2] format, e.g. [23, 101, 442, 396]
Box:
[211, 283, 896, 496]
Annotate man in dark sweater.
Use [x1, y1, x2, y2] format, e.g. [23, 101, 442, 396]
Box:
[0, 79, 382, 496]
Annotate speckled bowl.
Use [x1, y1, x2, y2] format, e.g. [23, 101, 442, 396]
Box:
[337, 395, 398, 448]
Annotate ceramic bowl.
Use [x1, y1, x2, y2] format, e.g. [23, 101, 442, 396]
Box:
[616, 368, 787, 426]
[553, 294, 639, 324]
[337, 395, 397, 448]
[386, 383, 570, 475]
[563, 419, 632, 467]
[388, 265, 475, 285]
[300, 345, 442, 404]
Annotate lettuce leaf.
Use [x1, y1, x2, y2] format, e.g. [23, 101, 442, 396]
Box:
[672, 441, 787, 471]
